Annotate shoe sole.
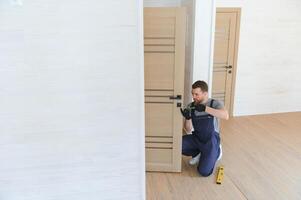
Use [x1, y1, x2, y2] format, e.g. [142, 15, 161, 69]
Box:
[217, 144, 222, 161]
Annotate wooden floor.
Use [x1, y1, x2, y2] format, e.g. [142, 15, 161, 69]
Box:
[146, 112, 301, 200]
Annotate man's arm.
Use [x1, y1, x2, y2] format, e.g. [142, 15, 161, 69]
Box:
[183, 119, 193, 133]
[205, 106, 229, 120]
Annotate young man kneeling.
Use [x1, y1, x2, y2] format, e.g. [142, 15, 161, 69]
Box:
[181, 80, 229, 176]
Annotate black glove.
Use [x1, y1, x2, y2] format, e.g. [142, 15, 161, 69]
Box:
[180, 108, 192, 120]
[194, 103, 206, 112]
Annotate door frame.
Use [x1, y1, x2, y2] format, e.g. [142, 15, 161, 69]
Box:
[215, 7, 241, 116]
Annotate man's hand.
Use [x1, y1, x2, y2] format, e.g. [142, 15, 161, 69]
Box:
[180, 108, 192, 120]
[194, 103, 206, 112]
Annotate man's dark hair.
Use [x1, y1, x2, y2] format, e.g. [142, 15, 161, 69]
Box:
[192, 80, 208, 92]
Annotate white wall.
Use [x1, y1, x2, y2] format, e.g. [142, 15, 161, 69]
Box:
[0, 1, 145, 200]
[144, 0, 180, 7]
[216, 0, 244, 7]
[192, 0, 216, 95]
[181, 0, 195, 106]
[181, 0, 216, 101]
[217, 0, 301, 115]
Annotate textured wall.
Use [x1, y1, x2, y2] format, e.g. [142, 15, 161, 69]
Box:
[0, 1, 145, 199]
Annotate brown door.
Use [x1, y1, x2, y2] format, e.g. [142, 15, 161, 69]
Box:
[212, 8, 240, 115]
[144, 8, 186, 172]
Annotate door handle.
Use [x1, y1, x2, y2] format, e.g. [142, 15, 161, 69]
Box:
[169, 95, 182, 100]
[225, 65, 232, 69]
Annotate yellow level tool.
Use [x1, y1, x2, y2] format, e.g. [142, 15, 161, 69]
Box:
[216, 166, 224, 184]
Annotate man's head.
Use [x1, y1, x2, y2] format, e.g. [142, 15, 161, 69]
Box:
[191, 80, 208, 104]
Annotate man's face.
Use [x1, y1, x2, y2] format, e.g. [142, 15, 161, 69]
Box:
[191, 88, 207, 104]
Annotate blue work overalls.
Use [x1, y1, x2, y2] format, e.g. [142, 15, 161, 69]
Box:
[182, 100, 221, 176]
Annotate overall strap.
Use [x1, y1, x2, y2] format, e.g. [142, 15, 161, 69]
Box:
[210, 99, 215, 108]
[208, 99, 215, 117]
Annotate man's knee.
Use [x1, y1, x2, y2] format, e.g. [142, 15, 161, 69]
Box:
[197, 166, 214, 177]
